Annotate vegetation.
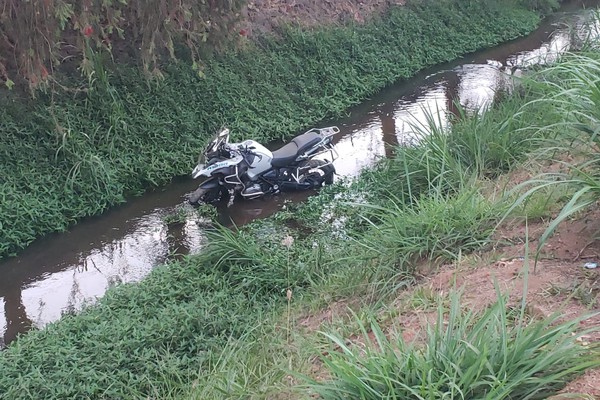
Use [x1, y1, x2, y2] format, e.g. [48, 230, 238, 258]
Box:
[3, 0, 600, 399]
[301, 47, 600, 400]
[0, 0, 542, 260]
[3, 41, 600, 399]
[0, 0, 245, 89]
[504, 50, 600, 263]
[307, 291, 597, 399]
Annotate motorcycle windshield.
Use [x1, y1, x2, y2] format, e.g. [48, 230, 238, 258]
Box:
[198, 128, 230, 164]
[197, 152, 207, 165]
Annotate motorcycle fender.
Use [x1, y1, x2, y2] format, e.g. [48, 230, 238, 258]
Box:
[198, 177, 220, 190]
[192, 155, 243, 179]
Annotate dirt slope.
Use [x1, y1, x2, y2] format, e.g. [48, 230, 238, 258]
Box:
[240, 0, 406, 36]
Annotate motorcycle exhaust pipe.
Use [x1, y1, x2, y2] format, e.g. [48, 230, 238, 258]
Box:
[279, 182, 313, 191]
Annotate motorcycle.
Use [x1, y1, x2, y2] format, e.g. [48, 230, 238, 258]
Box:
[188, 126, 339, 205]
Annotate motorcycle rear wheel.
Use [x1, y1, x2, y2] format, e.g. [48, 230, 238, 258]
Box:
[298, 159, 335, 186]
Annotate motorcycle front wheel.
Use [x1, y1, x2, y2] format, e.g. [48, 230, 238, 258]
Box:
[188, 186, 224, 205]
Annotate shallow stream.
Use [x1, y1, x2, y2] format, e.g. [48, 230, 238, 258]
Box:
[1, 1, 599, 347]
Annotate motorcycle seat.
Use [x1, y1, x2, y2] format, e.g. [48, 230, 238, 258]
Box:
[271, 132, 322, 167]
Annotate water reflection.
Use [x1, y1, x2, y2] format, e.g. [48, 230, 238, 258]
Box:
[18, 216, 173, 328]
[2, 5, 599, 347]
[1, 289, 31, 347]
[331, 122, 386, 177]
[378, 99, 400, 158]
[394, 83, 449, 143]
[215, 191, 315, 226]
[0, 189, 209, 347]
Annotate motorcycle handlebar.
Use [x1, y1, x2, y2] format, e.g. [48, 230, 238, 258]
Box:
[239, 148, 262, 167]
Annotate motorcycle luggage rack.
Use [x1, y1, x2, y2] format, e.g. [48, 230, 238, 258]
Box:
[297, 126, 340, 163]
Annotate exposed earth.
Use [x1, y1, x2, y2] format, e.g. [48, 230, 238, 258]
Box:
[240, 0, 406, 36]
[298, 212, 600, 397]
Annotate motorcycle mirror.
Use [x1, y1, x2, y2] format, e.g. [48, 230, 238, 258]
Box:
[218, 128, 230, 137]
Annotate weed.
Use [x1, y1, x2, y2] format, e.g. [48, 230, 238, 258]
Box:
[512, 184, 572, 221]
[195, 203, 218, 221]
[162, 206, 188, 225]
[305, 290, 600, 399]
[501, 51, 600, 265]
[404, 286, 449, 312]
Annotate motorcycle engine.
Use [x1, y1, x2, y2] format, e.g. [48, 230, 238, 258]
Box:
[241, 183, 264, 198]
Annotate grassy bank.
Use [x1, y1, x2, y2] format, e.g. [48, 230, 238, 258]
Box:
[0, 0, 543, 260]
[2, 38, 600, 399]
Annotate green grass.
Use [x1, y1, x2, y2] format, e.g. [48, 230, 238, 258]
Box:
[0, 168, 510, 399]
[499, 51, 600, 263]
[357, 190, 500, 270]
[305, 290, 599, 400]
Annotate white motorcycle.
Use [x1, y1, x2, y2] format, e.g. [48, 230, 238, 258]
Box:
[188, 126, 339, 205]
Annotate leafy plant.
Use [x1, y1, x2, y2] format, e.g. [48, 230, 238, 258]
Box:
[163, 206, 188, 225]
[519, 0, 559, 14]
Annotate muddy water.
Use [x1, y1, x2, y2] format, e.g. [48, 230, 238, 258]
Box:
[1, 2, 599, 348]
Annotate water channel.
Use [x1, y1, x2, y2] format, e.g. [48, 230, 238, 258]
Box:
[1, 1, 599, 348]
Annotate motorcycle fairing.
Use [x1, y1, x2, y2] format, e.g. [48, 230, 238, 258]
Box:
[239, 140, 273, 180]
[192, 155, 243, 179]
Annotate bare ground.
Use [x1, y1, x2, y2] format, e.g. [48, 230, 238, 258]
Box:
[240, 0, 406, 36]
